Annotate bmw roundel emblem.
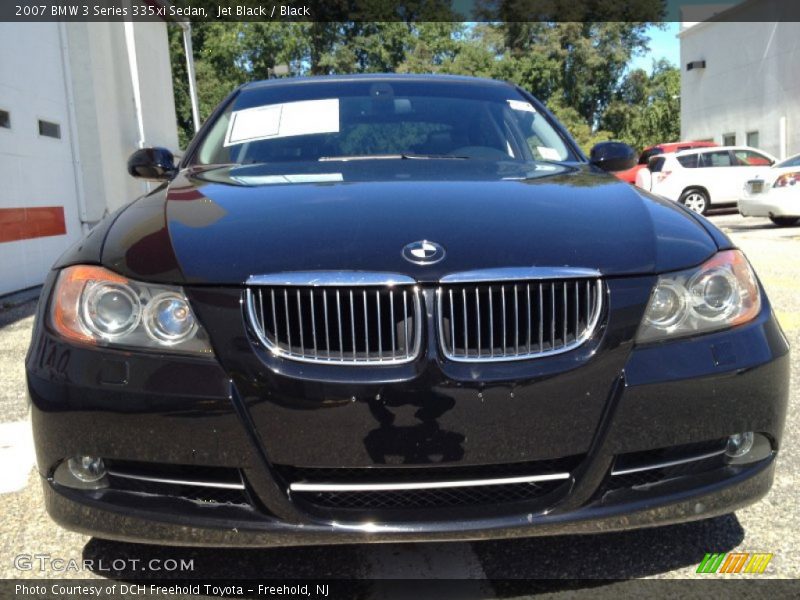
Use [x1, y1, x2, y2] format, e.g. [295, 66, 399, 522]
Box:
[402, 240, 446, 265]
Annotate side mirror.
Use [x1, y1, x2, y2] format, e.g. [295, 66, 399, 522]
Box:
[590, 141, 637, 172]
[647, 155, 664, 172]
[127, 147, 177, 181]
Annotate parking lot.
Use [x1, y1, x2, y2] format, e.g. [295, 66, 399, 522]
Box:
[0, 212, 797, 593]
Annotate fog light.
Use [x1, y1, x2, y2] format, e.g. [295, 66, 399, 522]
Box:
[67, 455, 106, 483]
[726, 432, 754, 458]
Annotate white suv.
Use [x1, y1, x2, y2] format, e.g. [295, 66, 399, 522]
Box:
[638, 146, 775, 214]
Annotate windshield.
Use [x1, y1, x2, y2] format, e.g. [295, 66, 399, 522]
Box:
[776, 154, 800, 168]
[191, 79, 575, 166]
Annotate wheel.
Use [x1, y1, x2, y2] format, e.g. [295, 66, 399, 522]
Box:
[679, 189, 709, 215]
[769, 216, 800, 227]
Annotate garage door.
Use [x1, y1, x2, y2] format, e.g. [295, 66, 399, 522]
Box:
[0, 23, 82, 297]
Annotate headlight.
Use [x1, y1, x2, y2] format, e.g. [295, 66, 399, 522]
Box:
[50, 265, 213, 355]
[636, 250, 761, 343]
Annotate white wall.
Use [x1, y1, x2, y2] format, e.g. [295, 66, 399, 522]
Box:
[66, 21, 179, 222]
[0, 22, 83, 295]
[680, 18, 800, 159]
[0, 21, 179, 296]
[133, 22, 181, 152]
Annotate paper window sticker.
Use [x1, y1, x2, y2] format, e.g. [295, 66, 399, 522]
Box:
[537, 146, 562, 160]
[225, 105, 282, 146]
[278, 98, 340, 138]
[507, 99, 537, 113]
[224, 99, 341, 147]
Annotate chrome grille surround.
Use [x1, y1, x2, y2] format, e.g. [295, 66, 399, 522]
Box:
[437, 267, 604, 362]
[246, 272, 422, 365]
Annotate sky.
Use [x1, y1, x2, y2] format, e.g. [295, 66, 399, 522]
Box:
[630, 22, 681, 73]
[627, 0, 745, 73]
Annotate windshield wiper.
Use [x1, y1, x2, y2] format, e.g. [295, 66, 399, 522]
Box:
[319, 153, 469, 162]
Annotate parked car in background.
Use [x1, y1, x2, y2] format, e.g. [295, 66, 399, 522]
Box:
[642, 146, 776, 214]
[614, 140, 717, 184]
[634, 154, 662, 192]
[740, 152, 800, 227]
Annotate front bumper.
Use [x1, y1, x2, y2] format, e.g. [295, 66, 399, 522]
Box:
[27, 275, 790, 547]
[739, 187, 800, 218]
[42, 458, 775, 547]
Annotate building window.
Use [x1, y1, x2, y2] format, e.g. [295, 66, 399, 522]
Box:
[0, 109, 9, 129]
[746, 131, 759, 148]
[38, 119, 61, 139]
[722, 133, 736, 146]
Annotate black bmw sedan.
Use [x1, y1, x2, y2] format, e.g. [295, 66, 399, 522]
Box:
[27, 75, 788, 546]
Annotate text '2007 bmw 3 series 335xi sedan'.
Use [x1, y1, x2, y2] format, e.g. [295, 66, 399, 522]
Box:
[26, 75, 789, 546]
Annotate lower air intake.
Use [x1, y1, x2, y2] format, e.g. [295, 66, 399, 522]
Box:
[278, 456, 582, 511]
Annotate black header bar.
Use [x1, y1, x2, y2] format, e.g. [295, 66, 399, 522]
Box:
[2, 0, 800, 23]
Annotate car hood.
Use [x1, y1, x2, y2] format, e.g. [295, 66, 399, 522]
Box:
[100, 161, 720, 284]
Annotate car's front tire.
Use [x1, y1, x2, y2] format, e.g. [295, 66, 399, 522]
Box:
[680, 188, 710, 215]
[769, 216, 800, 227]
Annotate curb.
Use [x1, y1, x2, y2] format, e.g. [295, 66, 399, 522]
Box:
[0, 286, 41, 310]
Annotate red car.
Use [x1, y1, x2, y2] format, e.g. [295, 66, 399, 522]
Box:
[614, 140, 718, 183]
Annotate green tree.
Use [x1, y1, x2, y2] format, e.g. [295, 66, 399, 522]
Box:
[169, 22, 303, 147]
[478, 21, 656, 125]
[602, 59, 680, 151]
[167, 7, 672, 153]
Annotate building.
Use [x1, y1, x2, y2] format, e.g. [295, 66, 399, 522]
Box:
[0, 18, 196, 297]
[679, 0, 800, 159]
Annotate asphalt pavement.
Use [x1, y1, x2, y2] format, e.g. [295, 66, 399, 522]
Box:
[0, 212, 797, 595]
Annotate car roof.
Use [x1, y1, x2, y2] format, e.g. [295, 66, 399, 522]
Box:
[242, 73, 514, 91]
[674, 145, 767, 155]
[647, 140, 715, 150]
